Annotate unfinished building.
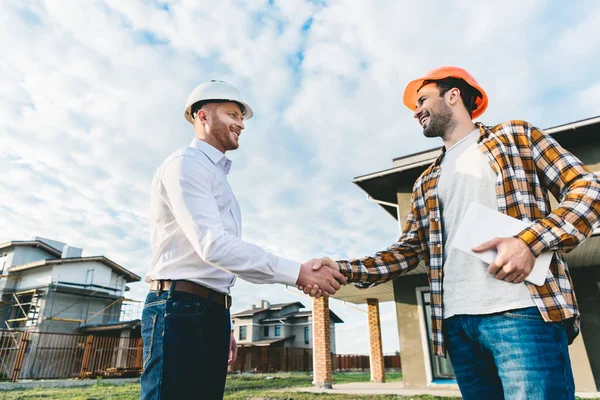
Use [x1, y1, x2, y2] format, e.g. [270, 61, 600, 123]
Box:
[0, 237, 141, 337]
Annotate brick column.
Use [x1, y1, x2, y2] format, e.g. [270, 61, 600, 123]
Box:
[367, 298, 385, 383]
[312, 296, 332, 388]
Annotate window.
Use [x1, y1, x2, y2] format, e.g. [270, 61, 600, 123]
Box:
[274, 325, 280, 337]
[304, 326, 309, 344]
[263, 326, 269, 337]
[239, 325, 247, 341]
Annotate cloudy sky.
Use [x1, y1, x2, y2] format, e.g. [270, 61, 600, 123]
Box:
[1, 0, 599, 354]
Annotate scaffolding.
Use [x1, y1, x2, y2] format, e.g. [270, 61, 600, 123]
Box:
[2, 269, 140, 331]
[5, 290, 41, 329]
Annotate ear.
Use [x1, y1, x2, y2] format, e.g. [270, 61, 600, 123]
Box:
[196, 109, 209, 123]
[446, 87, 461, 106]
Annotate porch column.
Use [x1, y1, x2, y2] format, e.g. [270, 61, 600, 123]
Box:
[367, 298, 385, 383]
[312, 296, 332, 388]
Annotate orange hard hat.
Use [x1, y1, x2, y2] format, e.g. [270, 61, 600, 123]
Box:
[403, 66, 488, 119]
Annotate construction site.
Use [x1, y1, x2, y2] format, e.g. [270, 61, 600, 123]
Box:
[0, 237, 144, 380]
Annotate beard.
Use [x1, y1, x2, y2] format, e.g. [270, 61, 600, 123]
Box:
[422, 100, 456, 139]
[212, 112, 239, 151]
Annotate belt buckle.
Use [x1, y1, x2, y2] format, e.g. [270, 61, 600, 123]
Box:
[225, 295, 232, 309]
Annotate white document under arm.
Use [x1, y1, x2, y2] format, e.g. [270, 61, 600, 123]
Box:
[451, 203, 553, 286]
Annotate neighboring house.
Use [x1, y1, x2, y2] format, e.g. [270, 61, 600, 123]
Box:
[0, 237, 141, 338]
[231, 300, 343, 352]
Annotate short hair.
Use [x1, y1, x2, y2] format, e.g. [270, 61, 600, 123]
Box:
[422, 78, 482, 117]
[191, 100, 246, 120]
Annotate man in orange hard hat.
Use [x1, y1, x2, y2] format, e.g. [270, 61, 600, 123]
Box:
[305, 66, 600, 399]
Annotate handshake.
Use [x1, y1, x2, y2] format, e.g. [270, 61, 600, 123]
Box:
[295, 258, 347, 298]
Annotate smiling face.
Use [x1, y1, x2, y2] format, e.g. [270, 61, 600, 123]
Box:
[413, 83, 456, 139]
[196, 102, 245, 153]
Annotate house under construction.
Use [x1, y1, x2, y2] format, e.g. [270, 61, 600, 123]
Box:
[0, 237, 141, 337]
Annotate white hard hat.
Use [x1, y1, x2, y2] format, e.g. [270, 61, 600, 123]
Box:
[183, 80, 254, 124]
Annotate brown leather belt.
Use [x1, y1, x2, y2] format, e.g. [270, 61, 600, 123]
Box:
[149, 280, 232, 309]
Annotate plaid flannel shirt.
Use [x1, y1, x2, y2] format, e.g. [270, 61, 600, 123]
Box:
[338, 120, 600, 357]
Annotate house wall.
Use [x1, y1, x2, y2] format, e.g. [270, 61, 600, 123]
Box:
[51, 261, 123, 296]
[17, 266, 54, 289]
[253, 314, 264, 341]
[233, 316, 257, 344]
[40, 292, 122, 334]
[393, 274, 430, 389]
[0, 250, 18, 293]
[284, 318, 311, 349]
[11, 246, 58, 267]
[330, 322, 336, 354]
[0, 251, 11, 274]
[52, 261, 110, 286]
[277, 304, 301, 316]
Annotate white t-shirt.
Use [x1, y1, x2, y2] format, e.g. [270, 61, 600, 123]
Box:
[438, 130, 535, 319]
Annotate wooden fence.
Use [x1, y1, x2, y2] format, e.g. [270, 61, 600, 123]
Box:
[0, 330, 142, 381]
[230, 347, 401, 373]
[0, 329, 400, 380]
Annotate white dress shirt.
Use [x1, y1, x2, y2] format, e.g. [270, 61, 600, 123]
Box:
[146, 139, 301, 295]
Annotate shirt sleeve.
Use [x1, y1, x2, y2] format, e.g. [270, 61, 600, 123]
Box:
[337, 187, 427, 288]
[516, 126, 600, 256]
[161, 155, 301, 285]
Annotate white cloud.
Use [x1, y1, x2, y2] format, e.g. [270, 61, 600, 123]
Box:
[1, 0, 599, 356]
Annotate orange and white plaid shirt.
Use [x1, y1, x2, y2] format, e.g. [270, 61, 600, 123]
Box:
[338, 120, 600, 357]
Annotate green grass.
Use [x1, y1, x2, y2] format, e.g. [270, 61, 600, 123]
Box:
[224, 372, 411, 399]
[0, 373, 596, 399]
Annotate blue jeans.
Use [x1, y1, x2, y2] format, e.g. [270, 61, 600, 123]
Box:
[140, 288, 231, 400]
[444, 307, 574, 400]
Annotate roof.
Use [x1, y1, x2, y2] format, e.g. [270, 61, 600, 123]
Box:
[257, 309, 344, 324]
[238, 336, 294, 347]
[353, 115, 600, 219]
[8, 256, 141, 283]
[78, 319, 141, 333]
[231, 301, 304, 317]
[0, 240, 62, 257]
[231, 308, 270, 317]
[267, 310, 344, 324]
[269, 301, 304, 310]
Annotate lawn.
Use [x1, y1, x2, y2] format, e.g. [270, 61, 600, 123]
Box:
[0, 372, 452, 400]
[0, 373, 596, 399]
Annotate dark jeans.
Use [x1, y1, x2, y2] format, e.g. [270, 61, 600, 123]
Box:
[140, 288, 231, 400]
[445, 307, 574, 400]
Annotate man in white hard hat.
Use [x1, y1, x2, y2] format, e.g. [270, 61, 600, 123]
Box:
[140, 80, 347, 400]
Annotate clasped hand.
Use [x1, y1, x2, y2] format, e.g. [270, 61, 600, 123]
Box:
[296, 258, 346, 298]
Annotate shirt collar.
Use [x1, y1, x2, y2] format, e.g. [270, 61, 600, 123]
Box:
[190, 139, 233, 174]
[432, 124, 488, 168]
